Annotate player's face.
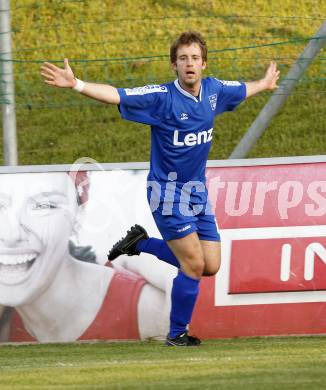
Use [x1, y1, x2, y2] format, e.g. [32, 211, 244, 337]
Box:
[172, 43, 206, 90]
[0, 172, 78, 306]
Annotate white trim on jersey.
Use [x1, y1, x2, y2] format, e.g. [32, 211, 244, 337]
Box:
[215, 79, 241, 87]
[125, 85, 168, 96]
[174, 79, 202, 102]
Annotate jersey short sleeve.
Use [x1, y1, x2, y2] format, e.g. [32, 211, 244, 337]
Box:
[214, 79, 246, 114]
[117, 84, 168, 126]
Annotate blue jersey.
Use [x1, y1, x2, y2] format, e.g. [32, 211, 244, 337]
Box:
[118, 77, 246, 185]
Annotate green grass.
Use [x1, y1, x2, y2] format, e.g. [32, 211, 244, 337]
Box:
[1, 337, 326, 389]
[0, 0, 324, 165]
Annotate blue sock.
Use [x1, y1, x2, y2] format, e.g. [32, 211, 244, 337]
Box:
[136, 238, 180, 268]
[169, 270, 200, 338]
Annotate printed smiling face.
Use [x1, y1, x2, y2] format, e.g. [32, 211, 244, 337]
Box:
[172, 42, 206, 90]
[0, 172, 78, 306]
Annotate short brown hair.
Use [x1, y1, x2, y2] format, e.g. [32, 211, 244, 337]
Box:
[170, 31, 207, 63]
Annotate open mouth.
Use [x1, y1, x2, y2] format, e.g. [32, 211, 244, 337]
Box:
[0, 253, 38, 284]
[186, 71, 195, 76]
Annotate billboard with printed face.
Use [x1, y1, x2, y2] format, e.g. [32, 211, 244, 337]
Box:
[1, 159, 326, 342]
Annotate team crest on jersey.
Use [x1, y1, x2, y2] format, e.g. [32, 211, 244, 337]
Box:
[180, 113, 189, 120]
[208, 94, 217, 111]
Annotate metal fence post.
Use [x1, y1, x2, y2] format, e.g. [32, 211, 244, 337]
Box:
[229, 21, 326, 159]
[0, 0, 18, 165]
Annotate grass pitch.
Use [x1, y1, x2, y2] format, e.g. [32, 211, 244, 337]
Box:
[4, 1, 325, 165]
[1, 336, 326, 389]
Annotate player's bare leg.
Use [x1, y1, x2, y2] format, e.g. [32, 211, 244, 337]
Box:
[167, 232, 204, 279]
[167, 235, 221, 278]
[200, 240, 221, 276]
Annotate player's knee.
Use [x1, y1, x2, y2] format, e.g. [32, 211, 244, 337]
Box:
[191, 260, 205, 278]
[203, 261, 220, 276]
[183, 255, 205, 278]
[203, 252, 221, 276]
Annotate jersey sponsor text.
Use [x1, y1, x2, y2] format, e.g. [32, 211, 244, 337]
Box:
[173, 128, 213, 147]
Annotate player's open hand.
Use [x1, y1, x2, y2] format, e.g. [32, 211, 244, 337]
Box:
[263, 61, 280, 90]
[41, 58, 75, 88]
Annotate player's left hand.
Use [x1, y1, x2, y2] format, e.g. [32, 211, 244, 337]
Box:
[263, 61, 280, 90]
[40, 58, 75, 88]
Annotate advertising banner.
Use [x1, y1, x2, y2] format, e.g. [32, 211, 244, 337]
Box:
[1, 160, 326, 342]
[194, 163, 326, 338]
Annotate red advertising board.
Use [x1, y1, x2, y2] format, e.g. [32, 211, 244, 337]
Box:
[191, 162, 326, 338]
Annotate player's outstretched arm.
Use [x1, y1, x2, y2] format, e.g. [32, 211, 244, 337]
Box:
[40, 58, 120, 105]
[245, 61, 280, 98]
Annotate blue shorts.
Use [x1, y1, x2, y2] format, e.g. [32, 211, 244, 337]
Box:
[147, 184, 220, 242]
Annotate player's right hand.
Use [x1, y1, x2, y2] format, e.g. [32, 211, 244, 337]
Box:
[41, 58, 76, 88]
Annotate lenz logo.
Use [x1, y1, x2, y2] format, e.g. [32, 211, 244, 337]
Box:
[173, 128, 213, 147]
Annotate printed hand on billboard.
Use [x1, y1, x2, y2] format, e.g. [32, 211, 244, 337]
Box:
[112, 255, 177, 338]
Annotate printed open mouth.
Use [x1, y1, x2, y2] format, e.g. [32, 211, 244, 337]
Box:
[0, 253, 38, 284]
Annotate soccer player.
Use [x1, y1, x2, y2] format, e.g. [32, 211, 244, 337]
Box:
[41, 31, 280, 346]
